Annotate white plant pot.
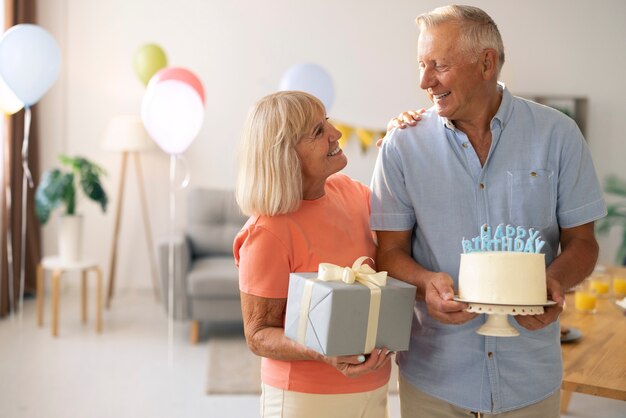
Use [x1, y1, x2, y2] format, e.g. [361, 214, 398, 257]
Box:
[58, 215, 83, 263]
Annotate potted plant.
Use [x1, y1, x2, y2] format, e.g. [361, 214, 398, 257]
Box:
[596, 175, 626, 266]
[35, 155, 108, 262]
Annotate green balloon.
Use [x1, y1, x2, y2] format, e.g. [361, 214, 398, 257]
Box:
[133, 44, 167, 86]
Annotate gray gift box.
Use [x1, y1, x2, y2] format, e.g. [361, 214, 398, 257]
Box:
[284, 272, 416, 356]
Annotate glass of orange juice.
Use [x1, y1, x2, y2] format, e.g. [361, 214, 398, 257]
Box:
[574, 280, 597, 314]
[589, 272, 611, 298]
[613, 275, 626, 298]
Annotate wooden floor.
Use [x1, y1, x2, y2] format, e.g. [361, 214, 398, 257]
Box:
[0, 286, 624, 417]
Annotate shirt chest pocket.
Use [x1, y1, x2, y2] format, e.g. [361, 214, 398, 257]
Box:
[507, 169, 555, 228]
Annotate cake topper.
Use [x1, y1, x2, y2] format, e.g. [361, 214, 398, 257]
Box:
[461, 224, 545, 254]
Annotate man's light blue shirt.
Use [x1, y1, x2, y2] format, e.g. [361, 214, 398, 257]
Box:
[370, 84, 606, 413]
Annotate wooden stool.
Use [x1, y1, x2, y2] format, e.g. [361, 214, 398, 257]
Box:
[36, 256, 103, 337]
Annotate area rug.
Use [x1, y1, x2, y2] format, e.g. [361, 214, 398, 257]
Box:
[206, 335, 262, 394]
[206, 336, 399, 395]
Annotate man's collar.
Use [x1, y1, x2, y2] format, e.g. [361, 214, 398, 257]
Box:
[442, 82, 511, 131]
[492, 82, 512, 129]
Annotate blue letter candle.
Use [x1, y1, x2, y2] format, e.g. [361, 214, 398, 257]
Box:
[461, 224, 545, 254]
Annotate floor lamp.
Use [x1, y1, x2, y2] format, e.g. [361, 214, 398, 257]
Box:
[102, 115, 160, 308]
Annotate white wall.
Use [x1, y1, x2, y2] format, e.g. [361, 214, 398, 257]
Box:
[35, 0, 626, 289]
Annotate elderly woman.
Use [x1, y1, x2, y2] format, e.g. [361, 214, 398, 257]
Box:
[234, 91, 391, 418]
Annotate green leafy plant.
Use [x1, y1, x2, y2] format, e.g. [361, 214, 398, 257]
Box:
[35, 155, 108, 225]
[596, 175, 626, 265]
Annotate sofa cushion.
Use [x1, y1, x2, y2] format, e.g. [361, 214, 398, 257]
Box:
[188, 256, 240, 298]
[187, 188, 248, 257]
[190, 299, 243, 321]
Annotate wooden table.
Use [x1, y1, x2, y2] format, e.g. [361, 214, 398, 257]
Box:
[37, 256, 103, 337]
[560, 290, 626, 411]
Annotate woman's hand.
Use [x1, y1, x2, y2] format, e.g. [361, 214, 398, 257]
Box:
[387, 109, 427, 131]
[321, 348, 392, 378]
[377, 108, 426, 147]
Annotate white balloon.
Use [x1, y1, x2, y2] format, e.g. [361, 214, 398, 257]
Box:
[141, 80, 204, 155]
[0, 74, 23, 115]
[0, 24, 61, 106]
[279, 63, 335, 111]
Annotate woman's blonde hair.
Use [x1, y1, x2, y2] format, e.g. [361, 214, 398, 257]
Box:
[236, 91, 325, 216]
[416, 5, 505, 77]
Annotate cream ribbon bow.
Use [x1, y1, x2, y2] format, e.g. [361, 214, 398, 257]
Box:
[318, 256, 388, 286]
[297, 257, 388, 354]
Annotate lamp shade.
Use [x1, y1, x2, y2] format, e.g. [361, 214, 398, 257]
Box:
[101, 115, 156, 152]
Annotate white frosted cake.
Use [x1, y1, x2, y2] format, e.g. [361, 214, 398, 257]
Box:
[458, 252, 547, 305]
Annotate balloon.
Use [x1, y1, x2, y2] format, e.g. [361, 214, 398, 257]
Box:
[0, 75, 23, 115]
[148, 67, 205, 104]
[141, 80, 204, 155]
[133, 43, 167, 86]
[279, 63, 335, 111]
[0, 24, 61, 106]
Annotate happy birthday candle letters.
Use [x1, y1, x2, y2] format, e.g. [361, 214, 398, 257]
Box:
[462, 224, 545, 254]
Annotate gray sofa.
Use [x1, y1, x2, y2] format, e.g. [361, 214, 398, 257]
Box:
[156, 188, 248, 343]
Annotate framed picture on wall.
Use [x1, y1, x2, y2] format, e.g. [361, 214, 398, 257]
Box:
[526, 95, 588, 139]
[539, 97, 576, 119]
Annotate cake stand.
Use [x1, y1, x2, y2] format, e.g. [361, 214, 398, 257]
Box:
[453, 298, 557, 337]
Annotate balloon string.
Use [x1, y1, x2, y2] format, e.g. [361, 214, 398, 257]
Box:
[175, 155, 191, 189]
[3, 116, 14, 320]
[21, 107, 34, 187]
[19, 106, 33, 325]
[167, 154, 176, 367]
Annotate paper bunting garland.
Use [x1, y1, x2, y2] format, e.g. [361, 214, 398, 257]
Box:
[334, 123, 353, 149]
[331, 120, 385, 153]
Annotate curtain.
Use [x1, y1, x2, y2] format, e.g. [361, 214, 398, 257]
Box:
[0, 0, 40, 318]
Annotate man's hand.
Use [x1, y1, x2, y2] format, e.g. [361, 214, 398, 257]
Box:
[515, 223, 597, 331]
[424, 272, 477, 324]
[376, 108, 426, 147]
[514, 277, 564, 330]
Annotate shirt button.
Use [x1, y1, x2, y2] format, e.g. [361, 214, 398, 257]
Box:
[479, 183, 485, 189]
[462, 142, 469, 148]
[488, 352, 493, 359]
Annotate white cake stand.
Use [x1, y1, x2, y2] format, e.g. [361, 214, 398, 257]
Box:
[453, 298, 557, 337]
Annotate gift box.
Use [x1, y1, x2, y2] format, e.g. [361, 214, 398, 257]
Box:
[284, 258, 416, 356]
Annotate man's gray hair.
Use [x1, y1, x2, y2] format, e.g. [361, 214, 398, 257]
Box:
[416, 5, 505, 76]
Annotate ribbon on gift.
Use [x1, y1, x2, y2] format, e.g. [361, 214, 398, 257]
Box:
[297, 256, 388, 354]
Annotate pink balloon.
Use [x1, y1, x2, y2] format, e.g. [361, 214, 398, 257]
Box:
[141, 79, 204, 155]
[148, 67, 205, 104]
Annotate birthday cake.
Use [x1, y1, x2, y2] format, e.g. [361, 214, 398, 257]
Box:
[458, 225, 547, 305]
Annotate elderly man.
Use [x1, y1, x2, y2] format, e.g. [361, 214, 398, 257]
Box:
[371, 5, 606, 418]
